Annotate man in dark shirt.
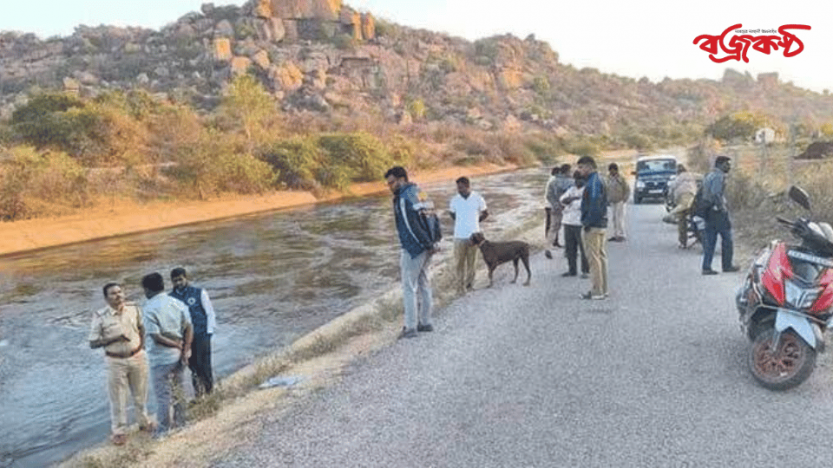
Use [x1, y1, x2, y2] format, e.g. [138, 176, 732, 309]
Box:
[701, 156, 740, 275]
[577, 156, 609, 300]
[170, 267, 217, 396]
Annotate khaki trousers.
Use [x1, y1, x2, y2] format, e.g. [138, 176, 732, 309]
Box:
[582, 227, 609, 296]
[671, 193, 695, 246]
[610, 201, 626, 238]
[106, 350, 151, 435]
[454, 238, 478, 293]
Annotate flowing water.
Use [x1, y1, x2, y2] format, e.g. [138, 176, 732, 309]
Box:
[0, 168, 549, 467]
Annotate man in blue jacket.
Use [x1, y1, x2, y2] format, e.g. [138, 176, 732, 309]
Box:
[577, 156, 609, 300]
[385, 166, 439, 339]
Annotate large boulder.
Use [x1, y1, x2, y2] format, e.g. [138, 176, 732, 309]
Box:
[360, 13, 375, 40]
[212, 38, 233, 61]
[230, 56, 253, 75]
[270, 0, 342, 20]
[339, 7, 361, 40]
[214, 20, 235, 38]
[283, 20, 299, 41]
[253, 0, 272, 18]
[252, 49, 271, 70]
[254, 17, 286, 42]
[269, 62, 304, 91]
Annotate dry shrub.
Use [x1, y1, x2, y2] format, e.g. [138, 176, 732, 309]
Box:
[487, 132, 536, 165]
[0, 147, 89, 220]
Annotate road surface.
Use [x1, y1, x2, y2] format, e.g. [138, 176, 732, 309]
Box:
[213, 203, 833, 468]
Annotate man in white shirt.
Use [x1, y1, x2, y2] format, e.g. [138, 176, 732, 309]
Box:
[559, 173, 590, 278]
[449, 177, 489, 294]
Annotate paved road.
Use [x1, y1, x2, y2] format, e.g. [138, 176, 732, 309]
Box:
[214, 203, 833, 468]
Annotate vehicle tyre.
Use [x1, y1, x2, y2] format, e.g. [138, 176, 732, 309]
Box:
[749, 328, 816, 391]
[634, 196, 641, 205]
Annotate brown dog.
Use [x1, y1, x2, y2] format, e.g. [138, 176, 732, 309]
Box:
[470, 232, 531, 287]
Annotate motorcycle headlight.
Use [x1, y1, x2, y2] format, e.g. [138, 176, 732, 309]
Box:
[784, 279, 821, 309]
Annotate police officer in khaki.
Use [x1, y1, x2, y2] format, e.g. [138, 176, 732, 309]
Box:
[89, 282, 154, 445]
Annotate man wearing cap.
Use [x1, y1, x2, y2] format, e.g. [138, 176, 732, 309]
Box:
[89, 283, 154, 445]
[701, 156, 740, 275]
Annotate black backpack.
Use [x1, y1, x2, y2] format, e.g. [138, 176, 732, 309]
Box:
[692, 183, 711, 218]
[418, 202, 443, 244]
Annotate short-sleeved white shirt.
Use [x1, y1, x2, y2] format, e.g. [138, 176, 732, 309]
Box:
[449, 191, 487, 239]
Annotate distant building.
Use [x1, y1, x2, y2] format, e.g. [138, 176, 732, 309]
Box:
[754, 127, 776, 144]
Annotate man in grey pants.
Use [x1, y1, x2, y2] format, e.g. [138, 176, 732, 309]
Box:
[141, 272, 193, 438]
[385, 166, 440, 339]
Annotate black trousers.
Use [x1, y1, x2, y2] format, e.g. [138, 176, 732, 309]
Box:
[189, 334, 213, 396]
[564, 225, 589, 275]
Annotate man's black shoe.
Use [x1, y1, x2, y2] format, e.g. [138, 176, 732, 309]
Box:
[417, 323, 434, 332]
[398, 327, 417, 339]
[561, 271, 577, 277]
[545, 250, 553, 259]
[723, 266, 741, 273]
[702, 269, 719, 275]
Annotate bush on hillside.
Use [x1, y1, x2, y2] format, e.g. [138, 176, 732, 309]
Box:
[0, 146, 88, 220]
[317, 132, 393, 182]
[257, 136, 324, 189]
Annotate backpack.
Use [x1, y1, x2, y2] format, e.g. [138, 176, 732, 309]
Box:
[692, 183, 711, 219]
[417, 200, 443, 245]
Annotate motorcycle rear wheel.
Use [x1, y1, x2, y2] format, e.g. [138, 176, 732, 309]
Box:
[749, 329, 816, 391]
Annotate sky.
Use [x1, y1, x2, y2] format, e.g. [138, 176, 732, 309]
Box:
[1, 0, 829, 93]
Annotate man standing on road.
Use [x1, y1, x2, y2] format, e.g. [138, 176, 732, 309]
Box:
[665, 164, 699, 249]
[543, 166, 558, 258]
[578, 156, 609, 300]
[449, 177, 488, 294]
[89, 283, 154, 445]
[141, 272, 193, 438]
[560, 172, 590, 278]
[169, 267, 216, 397]
[701, 156, 740, 275]
[605, 163, 629, 242]
[385, 166, 439, 338]
[545, 164, 573, 259]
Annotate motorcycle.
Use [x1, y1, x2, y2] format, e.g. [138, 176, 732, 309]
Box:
[736, 186, 833, 390]
[662, 185, 703, 249]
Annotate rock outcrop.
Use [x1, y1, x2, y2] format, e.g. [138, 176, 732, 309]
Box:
[271, 0, 342, 20]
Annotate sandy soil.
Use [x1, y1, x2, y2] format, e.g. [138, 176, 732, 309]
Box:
[0, 163, 515, 257]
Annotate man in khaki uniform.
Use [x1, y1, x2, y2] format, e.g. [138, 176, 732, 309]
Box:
[89, 283, 154, 445]
[605, 163, 630, 242]
[664, 164, 699, 248]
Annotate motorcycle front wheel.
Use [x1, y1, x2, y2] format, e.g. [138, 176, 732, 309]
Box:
[749, 329, 816, 391]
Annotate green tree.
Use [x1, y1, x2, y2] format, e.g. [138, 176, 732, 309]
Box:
[11, 93, 85, 151]
[258, 136, 324, 189]
[706, 111, 770, 141]
[318, 132, 393, 183]
[218, 75, 279, 154]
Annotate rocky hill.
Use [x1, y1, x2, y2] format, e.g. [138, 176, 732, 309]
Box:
[2, 0, 833, 139]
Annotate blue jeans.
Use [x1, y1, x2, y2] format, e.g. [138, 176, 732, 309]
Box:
[151, 361, 186, 434]
[702, 210, 733, 271]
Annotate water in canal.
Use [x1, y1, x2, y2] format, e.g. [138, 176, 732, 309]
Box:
[0, 168, 548, 467]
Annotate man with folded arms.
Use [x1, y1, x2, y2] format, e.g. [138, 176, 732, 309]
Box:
[89, 282, 154, 445]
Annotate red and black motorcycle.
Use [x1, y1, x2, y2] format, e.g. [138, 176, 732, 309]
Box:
[736, 186, 833, 390]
